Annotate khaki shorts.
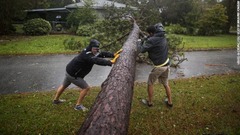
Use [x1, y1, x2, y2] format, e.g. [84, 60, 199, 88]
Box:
[147, 66, 170, 85]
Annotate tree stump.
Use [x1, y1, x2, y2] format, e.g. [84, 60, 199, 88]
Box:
[77, 21, 140, 135]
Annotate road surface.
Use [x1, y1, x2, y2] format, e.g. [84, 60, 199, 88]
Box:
[0, 50, 239, 94]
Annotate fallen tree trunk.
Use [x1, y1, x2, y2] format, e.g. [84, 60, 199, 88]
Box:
[77, 21, 140, 135]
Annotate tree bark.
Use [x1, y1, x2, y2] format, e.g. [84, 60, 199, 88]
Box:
[77, 21, 140, 135]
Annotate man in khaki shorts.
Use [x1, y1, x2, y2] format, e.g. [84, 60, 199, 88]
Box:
[138, 23, 173, 108]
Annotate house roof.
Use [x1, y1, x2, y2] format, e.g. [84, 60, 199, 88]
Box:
[65, 0, 136, 10]
[26, 8, 69, 12]
[26, 0, 136, 13]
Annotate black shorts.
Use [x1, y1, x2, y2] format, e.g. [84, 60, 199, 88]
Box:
[62, 73, 89, 89]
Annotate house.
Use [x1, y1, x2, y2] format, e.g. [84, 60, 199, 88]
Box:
[65, 0, 136, 18]
[25, 0, 136, 30]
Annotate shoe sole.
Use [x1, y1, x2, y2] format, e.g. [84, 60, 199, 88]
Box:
[74, 107, 88, 111]
[74, 108, 88, 112]
[53, 99, 66, 105]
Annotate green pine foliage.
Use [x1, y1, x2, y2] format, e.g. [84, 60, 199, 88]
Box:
[76, 19, 132, 52]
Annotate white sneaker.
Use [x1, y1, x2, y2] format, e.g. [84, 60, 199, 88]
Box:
[74, 105, 88, 111]
[141, 99, 153, 107]
[164, 98, 173, 108]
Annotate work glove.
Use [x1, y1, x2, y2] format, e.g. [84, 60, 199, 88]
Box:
[114, 49, 123, 57]
[110, 54, 120, 64]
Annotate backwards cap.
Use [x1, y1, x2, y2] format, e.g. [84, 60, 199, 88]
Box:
[154, 23, 165, 33]
[89, 39, 100, 48]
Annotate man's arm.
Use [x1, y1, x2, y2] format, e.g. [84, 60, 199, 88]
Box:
[98, 51, 114, 58]
[90, 57, 112, 66]
[137, 39, 153, 53]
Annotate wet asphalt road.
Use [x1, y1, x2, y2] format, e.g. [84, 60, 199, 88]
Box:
[0, 50, 239, 94]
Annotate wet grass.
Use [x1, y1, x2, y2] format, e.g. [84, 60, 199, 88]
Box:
[182, 34, 236, 50]
[0, 73, 240, 134]
[0, 34, 236, 55]
[0, 35, 86, 55]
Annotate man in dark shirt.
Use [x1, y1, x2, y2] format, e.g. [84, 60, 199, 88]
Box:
[53, 39, 121, 111]
[138, 23, 173, 108]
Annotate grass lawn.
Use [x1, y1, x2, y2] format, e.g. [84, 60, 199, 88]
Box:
[181, 34, 236, 50]
[0, 35, 87, 55]
[0, 34, 238, 134]
[0, 73, 239, 134]
[0, 34, 237, 55]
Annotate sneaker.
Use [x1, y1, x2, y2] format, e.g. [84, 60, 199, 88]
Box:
[141, 99, 153, 107]
[74, 105, 88, 111]
[53, 99, 66, 104]
[164, 98, 173, 108]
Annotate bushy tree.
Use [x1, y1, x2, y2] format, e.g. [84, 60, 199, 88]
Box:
[131, 1, 161, 30]
[197, 4, 228, 35]
[0, 0, 28, 34]
[183, 0, 202, 35]
[105, 0, 162, 29]
[221, 0, 237, 33]
[66, 2, 97, 29]
[75, 4, 134, 51]
[158, 0, 195, 26]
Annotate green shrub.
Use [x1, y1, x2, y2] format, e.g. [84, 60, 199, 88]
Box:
[166, 34, 183, 51]
[76, 24, 95, 36]
[23, 18, 52, 35]
[13, 24, 24, 34]
[165, 24, 187, 34]
[63, 37, 85, 50]
[55, 24, 63, 31]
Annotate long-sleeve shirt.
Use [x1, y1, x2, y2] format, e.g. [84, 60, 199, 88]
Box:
[66, 50, 114, 78]
[138, 31, 169, 66]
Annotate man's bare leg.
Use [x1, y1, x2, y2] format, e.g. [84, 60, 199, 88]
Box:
[76, 87, 90, 106]
[147, 84, 154, 105]
[163, 84, 172, 105]
[54, 85, 66, 100]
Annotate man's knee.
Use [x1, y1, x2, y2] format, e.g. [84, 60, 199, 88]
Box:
[82, 87, 90, 92]
[85, 87, 90, 91]
[163, 83, 170, 89]
[58, 85, 66, 91]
